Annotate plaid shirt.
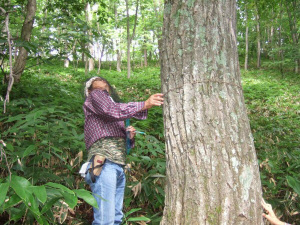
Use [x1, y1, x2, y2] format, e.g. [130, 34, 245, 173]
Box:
[83, 89, 148, 150]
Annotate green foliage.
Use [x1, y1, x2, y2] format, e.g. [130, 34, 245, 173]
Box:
[242, 69, 300, 223]
[0, 175, 96, 224]
[0, 64, 94, 224]
[0, 62, 165, 224]
[1, 62, 299, 224]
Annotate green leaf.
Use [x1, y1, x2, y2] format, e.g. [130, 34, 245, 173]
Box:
[6, 143, 14, 151]
[125, 208, 142, 217]
[127, 216, 151, 222]
[3, 194, 22, 210]
[10, 175, 31, 200]
[23, 145, 36, 158]
[5, 114, 26, 122]
[286, 176, 300, 196]
[150, 174, 166, 178]
[10, 206, 26, 222]
[27, 189, 41, 217]
[61, 191, 78, 209]
[28, 186, 47, 204]
[0, 182, 10, 206]
[10, 177, 41, 218]
[73, 189, 98, 209]
[41, 196, 61, 214]
[45, 182, 73, 194]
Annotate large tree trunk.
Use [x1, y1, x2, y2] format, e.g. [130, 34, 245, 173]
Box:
[12, 0, 36, 83]
[160, 0, 263, 224]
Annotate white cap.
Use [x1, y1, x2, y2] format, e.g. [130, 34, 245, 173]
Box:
[84, 77, 100, 97]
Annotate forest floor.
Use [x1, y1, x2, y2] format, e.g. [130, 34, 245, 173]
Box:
[0, 62, 299, 224]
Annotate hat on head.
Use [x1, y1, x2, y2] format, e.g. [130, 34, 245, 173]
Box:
[84, 76, 100, 98]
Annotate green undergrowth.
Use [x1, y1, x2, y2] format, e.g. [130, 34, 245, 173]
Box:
[0, 62, 299, 224]
[242, 69, 300, 224]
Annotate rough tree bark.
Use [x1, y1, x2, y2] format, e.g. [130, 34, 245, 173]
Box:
[12, 0, 36, 83]
[160, 0, 263, 224]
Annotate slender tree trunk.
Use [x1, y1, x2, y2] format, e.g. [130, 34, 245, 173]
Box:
[279, 0, 284, 77]
[143, 34, 148, 67]
[81, 42, 85, 63]
[245, 4, 249, 71]
[64, 59, 69, 68]
[144, 48, 147, 67]
[11, 0, 36, 83]
[97, 43, 105, 74]
[255, 2, 261, 69]
[132, 44, 135, 71]
[64, 41, 69, 68]
[125, 0, 139, 78]
[114, 4, 122, 72]
[286, 0, 299, 73]
[126, 0, 131, 78]
[72, 39, 77, 71]
[160, 0, 263, 224]
[85, 54, 88, 75]
[116, 49, 121, 72]
[85, 3, 94, 72]
[1, 7, 14, 113]
[270, 7, 274, 61]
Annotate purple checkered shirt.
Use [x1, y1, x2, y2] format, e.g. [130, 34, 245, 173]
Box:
[83, 89, 148, 150]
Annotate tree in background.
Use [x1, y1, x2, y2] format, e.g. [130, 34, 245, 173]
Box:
[160, 0, 263, 224]
[11, 0, 36, 83]
[237, 0, 299, 74]
[125, 0, 139, 78]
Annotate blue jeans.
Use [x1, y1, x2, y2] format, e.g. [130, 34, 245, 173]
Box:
[85, 159, 126, 225]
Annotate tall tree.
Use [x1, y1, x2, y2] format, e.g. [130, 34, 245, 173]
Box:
[244, 2, 249, 71]
[160, 0, 263, 224]
[11, 0, 36, 82]
[85, 2, 95, 72]
[285, 0, 299, 73]
[255, 0, 261, 68]
[114, 1, 122, 72]
[125, 0, 139, 78]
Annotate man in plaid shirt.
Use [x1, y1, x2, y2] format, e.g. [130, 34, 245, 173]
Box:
[82, 76, 163, 225]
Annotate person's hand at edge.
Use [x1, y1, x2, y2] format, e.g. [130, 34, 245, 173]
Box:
[142, 93, 164, 110]
[262, 199, 286, 225]
[126, 126, 136, 139]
